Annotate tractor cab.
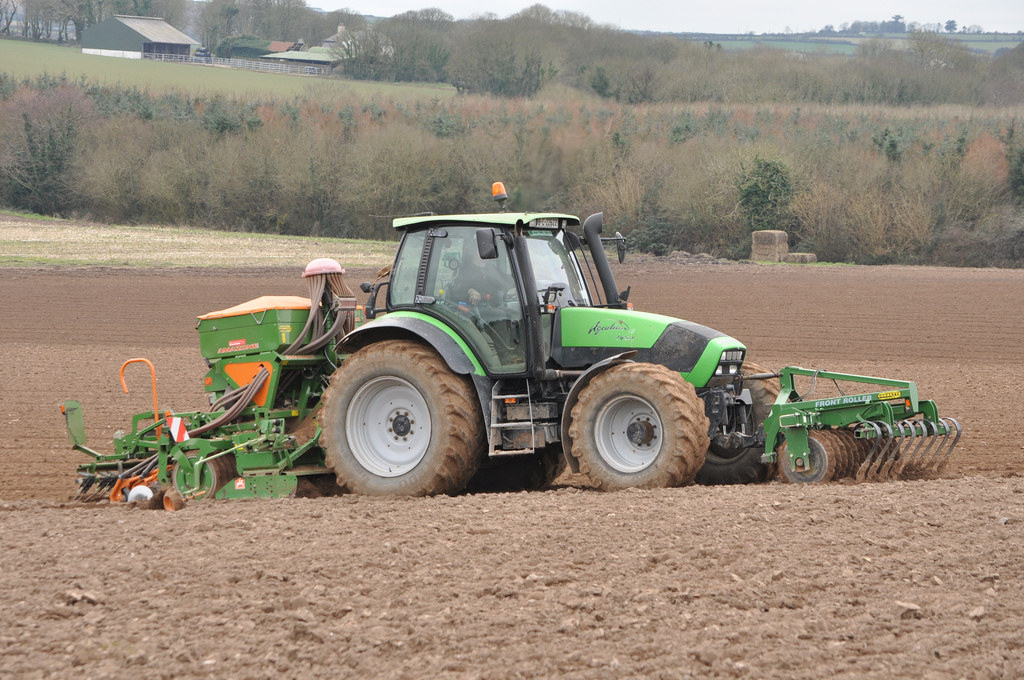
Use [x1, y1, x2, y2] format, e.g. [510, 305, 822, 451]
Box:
[382, 213, 594, 377]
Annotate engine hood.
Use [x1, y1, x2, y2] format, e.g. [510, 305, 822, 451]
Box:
[551, 307, 745, 386]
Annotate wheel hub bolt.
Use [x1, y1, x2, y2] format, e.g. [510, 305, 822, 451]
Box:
[626, 419, 656, 447]
[391, 411, 412, 437]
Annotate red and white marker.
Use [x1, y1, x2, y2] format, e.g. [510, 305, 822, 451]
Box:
[165, 416, 190, 442]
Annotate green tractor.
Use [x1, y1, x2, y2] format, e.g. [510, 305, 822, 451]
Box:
[66, 187, 959, 507]
[320, 206, 776, 495]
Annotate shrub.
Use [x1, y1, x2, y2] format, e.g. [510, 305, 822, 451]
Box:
[0, 86, 93, 215]
[628, 221, 676, 255]
[1010, 143, 1024, 203]
[736, 156, 795, 232]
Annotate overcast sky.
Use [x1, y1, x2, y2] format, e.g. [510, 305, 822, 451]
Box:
[313, 0, 1023, 34]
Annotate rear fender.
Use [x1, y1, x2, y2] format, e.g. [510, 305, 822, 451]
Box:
[340, 314, 494, 427]
[559, 350, 638, 473]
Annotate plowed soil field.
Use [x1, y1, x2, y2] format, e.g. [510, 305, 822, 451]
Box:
[2, 259, 1023, 678]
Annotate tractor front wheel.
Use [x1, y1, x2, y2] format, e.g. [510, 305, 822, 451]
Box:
[568, 363, 709, 490]
[320, 340, 485, 495]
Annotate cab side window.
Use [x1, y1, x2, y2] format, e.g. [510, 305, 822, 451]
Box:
[388, 231, 426, 307]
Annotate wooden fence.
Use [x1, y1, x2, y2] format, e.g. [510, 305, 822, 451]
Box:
[142, 52, 329, 77]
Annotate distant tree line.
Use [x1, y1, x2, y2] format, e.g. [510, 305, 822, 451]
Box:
[322, 6, 1024, 104]
[815, 15, 989, 36]
[0, 2, 1020, 102]
[2, 72, 1023, 267]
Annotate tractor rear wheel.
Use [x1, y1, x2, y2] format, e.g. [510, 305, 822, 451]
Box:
[568, 362, 709, 490]
[320, 340, 485, 496]
[463, 446, 567, 493]
[696, 361, 780, 485]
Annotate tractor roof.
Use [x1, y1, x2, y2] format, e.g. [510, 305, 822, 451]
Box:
[392, 212, 580, 231]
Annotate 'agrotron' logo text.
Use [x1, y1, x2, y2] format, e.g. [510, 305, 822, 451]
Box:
[588, 320, 630, 335]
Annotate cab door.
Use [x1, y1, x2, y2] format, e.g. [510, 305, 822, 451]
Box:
[390, 225, 528, 376]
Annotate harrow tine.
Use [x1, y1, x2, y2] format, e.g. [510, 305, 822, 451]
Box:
[874, 421, 904, 480]
[930, 417, 962, 472]
[881, 420, 914, 479]
[918, 418, 952, 471]
[74, 473, 96, 501]
[76, 472, 116, 502]
[892, 420, 927, 476]
[895, 420, 938, 476]
[855, 421, 885, 481]
[849, 428, 872, 471]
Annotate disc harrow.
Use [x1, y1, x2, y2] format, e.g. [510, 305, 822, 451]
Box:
[763, 367, 961, 484]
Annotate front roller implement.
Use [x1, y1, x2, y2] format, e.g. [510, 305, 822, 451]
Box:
[761, 367, 961, 483]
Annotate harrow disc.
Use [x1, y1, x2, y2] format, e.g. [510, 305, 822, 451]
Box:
[832, 429, 870, 476]
[777, 431, 837, 483]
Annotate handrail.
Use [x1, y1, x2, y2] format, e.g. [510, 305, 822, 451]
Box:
[119, 358, 161, 438]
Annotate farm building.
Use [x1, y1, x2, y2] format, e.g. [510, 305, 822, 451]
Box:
[81, 15, 197, 60]
[258, 46, 338, 73]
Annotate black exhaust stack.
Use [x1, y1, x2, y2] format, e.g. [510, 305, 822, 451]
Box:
[583, 213, 623, 308]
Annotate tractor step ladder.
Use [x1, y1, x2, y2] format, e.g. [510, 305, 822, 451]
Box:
[489, 383, 537, 456]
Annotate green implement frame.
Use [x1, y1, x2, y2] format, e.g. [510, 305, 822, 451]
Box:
[762, 367, 961, 481]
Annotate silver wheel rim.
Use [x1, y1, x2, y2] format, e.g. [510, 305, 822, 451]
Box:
[593, 394, 663, 473]
[346, 376, 430, 477]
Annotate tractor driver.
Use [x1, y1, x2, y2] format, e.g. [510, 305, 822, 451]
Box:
[449, 237, 514, 318]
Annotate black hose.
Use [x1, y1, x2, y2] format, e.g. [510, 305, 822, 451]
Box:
[284, 275, 327, 355]
[191, 366, 270, 437]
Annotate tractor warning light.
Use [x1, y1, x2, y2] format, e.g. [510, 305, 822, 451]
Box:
[492, 182, 508, 211]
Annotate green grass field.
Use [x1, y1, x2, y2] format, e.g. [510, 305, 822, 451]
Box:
[0, 38, 455, 99]
[711, 39, 858, 55]
[693, 33, 1021, 56]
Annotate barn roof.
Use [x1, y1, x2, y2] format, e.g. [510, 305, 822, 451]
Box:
[112, 15, 196, 44]
[259, 51, 336, 64]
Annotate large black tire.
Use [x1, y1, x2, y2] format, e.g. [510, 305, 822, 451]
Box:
[320, 340, 485, 496]
[463, 446, 567, 494]
[568, 363, 710, 491]
[696, 361, 780, 485]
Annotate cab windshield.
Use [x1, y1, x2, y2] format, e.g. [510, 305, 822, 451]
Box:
[523, 230, 592, 306]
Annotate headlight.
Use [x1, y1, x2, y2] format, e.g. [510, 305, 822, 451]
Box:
[714, 349, 745, 376]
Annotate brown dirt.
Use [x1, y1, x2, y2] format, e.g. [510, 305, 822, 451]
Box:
[2, 260, 1024, 678]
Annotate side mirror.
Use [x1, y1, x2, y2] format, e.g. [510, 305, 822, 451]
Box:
[615, 231, 626, 264]
[565, 231, 582, 251]
[476, 228, 499, 260]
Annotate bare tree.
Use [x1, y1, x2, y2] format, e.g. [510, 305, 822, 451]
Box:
[379, 9, 453, 82]
[150, 0, 187, 27]
[0, 0, 18, 35]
